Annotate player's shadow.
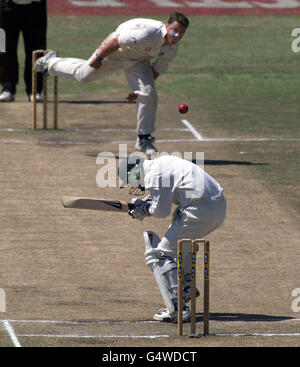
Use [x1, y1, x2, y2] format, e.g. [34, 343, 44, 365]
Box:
[203, 160, 268, 166]
[89, 154, 268, 167]
[195, 313, 294, 322]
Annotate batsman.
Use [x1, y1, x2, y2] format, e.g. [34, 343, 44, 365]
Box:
[119, 155, 226, 322]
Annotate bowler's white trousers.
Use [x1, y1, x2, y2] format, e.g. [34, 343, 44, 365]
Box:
[47, 33, 157, 135]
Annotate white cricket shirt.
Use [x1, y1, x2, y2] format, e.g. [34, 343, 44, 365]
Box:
[143, 156, 224, 218]
[115, 18, 179, 74]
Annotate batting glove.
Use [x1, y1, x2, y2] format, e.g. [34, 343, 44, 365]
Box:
[128, 198, 151, 221]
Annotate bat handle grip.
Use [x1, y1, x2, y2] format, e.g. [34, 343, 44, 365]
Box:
[128, 203, 135, 211]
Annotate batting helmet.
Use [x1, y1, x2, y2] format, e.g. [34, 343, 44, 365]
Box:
[118, 155, 145, 193]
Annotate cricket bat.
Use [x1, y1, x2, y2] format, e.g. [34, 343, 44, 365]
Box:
[62, 196, 134, 212]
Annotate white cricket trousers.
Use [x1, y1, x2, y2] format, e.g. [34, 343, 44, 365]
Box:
[157, 194, 227, 260]
[47, 33, 157, 135]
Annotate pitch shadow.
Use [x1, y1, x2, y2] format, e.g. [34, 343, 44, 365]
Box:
[195, 312, 294, 323]
[202, 160, 268, 166]
[87, 153, 268, 166]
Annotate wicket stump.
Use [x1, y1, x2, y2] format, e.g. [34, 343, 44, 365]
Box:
[32, 50, 58, 130]
[177, 239, 210, 337]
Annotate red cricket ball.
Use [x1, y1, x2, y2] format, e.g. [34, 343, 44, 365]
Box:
[178, 104, 188, 114]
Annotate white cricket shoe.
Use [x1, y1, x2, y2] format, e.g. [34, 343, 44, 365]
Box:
[153, 306, 191, 323]
[28, 93, 43, 102]
[135, 135, 158, 156]
[33, 50, 58, 74]
[0, 91, 15, 102]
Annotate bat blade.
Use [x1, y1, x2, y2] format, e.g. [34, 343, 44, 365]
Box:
[62, 196, 132, 212]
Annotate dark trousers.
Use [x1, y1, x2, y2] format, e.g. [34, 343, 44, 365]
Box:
[0, 1, 47, 95]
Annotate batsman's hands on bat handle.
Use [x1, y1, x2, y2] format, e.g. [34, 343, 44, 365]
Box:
[128, 198, 151, 221]
[132, 197, 152, 206]
[142, 195, 152, 203]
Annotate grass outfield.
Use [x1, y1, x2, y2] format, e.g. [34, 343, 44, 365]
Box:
[16, 15, 299, 213]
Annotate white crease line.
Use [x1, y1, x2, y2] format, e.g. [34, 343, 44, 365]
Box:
[0, 128, 26, 132]
[0, 139, 30, 144]
[17, 334, 169, 339]
[216, 333, 300, 337]
[15, 332, 300, 339]
[42, 139, 200, 145]
[0, 128, 189, 132]
[181, 119, 204, 141]
[5, 318, 300, 325]
[1, 138, 300, 146]
[6, 319, 158, 325]
[2, 320, 22, 347]
[204, 138, 300, 142]
[0, 138, 198, 145]
[44, 138, 300, 144]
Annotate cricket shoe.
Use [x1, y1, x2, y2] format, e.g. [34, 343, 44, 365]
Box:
[33, 50, 58, 74]
[28, 93, 43, 102]
[135, 135, 158, 156]
[0, 91, 15, 102]
[153, 306, 191, 323]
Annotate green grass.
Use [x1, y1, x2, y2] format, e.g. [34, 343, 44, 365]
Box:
[15, 15, 300, 214]
[170, 17, 300, 95]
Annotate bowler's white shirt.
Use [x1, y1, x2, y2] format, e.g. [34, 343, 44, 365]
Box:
[116, 18, 179, 74]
